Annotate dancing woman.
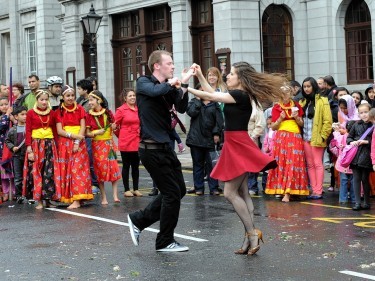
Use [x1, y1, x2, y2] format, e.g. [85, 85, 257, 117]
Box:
[188, 62, 285, 256]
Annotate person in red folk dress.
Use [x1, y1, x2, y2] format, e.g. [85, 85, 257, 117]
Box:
[23, 90, 61, 209]
[265, 85, 309, 202]
[55, 85, 93, 209]
[85, 90, 121, 205]
[114, 89, 142, 198]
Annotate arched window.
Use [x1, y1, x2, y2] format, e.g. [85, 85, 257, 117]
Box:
[262, 5, 294, 79]
[345, 0, 373, 84]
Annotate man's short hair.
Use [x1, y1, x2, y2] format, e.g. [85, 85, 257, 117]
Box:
[12, 106, 27, 116]
[77, 79, 94, 93]
[148, 50, 172, 73]
[28, 74, 39, 81]
[323, 75, 336, 87]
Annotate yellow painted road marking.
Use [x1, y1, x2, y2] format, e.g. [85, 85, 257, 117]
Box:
[312, 215, 375, 228]
[300, 202, 352, 210]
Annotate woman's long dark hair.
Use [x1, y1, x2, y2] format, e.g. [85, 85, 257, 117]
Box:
[90, 90, 113, 123]
[231, 62, 287, 107]
[301, 77, 319, 119]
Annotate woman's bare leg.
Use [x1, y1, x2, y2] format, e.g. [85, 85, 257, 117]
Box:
[68, 200, 81, 209]
[99, 182, 108, 205]
[112, 180, 120, 202]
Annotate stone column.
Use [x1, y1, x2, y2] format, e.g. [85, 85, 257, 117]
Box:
[35, 0, 63, 81]
[60, 3, 85, 84]
[169, 0, 193, 126]
[94, 2, 115, 110]
[213, 0, 262, 70]
[169, 0, 193, 75]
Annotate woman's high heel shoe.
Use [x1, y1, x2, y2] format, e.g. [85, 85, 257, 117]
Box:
[234, 232, 251, 255]
[247, 229, 264, 256]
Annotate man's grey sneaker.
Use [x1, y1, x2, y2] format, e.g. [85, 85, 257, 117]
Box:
[156, 242, 189, 252]
[127, 214, 141, 246]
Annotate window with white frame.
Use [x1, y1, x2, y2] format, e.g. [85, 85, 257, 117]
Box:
[26, 27, 37, 74]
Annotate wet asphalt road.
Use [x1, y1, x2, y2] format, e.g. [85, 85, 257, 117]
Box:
[1, 167, 375, 281]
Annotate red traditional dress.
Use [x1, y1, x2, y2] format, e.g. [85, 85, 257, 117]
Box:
[55, 103, 93, 203]
[22, 108, 61, 201]
[86, 109, 121, 182]
[265, 101, 309, 196]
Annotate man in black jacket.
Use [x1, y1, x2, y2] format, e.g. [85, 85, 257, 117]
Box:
[127, 50, 194, 252]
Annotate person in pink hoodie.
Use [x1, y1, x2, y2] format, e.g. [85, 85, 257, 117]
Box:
[115, 89, 142, 197]
[331, 121, 356, 204]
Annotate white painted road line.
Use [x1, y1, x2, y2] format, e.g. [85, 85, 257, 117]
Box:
[47, 208, 208, 242]
[340, 270, 375, 280]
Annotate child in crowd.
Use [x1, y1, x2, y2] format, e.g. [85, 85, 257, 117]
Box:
[170, 105, 185, 153]
[364, 84, 375, 107]
[351, 91, 363, 108]
[337, 95, 359, 126]
[347, 103, 373, 211]
[331, 121, 356, 204]
[23, 90, 61, 209]
[0, 97, 14, 202]
[5, 106, 27, 203]
[261, 116, 274, 190]
[77, 79, 99, 195]
[56, 86, 93, 209]
[262, 116, 275, 157]
[85, 90, 121, 205]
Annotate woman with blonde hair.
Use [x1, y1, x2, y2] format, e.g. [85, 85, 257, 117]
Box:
[206, 67, 227, 113]
[188, 62, 285, 256]
[206, 67, 227, 93]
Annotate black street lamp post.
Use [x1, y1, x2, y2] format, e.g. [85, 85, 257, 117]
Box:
[81, 4, 102, 78]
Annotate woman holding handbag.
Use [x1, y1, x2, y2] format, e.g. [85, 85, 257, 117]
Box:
[346, 103, 373, 210]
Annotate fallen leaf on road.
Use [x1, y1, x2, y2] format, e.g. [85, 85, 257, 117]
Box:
[322, 252, 337, 259]
[113, 265, 120, 271]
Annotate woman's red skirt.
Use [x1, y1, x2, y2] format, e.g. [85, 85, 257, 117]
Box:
[265, 131, 309, 195]
[211, 131, 277, 181]
[57, 138, 94, 204]
[22, 139, 61, 201]
[92, 139, 121, 183]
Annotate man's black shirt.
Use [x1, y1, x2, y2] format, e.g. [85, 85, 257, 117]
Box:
[136, 75, 188, 143]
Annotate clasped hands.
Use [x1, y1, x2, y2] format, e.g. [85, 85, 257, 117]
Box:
[167, 63, 202, 88]
[350, 140, 368, 146]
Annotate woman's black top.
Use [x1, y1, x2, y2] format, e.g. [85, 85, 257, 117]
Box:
[223, 90, 252, 131]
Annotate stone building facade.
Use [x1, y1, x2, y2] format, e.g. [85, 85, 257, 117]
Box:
[0, 0, 374, 110]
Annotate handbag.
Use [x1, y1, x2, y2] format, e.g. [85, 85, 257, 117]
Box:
[340, 125, 374, 168]
[209, 144, 221, 168]
[328, 139, 339, 158]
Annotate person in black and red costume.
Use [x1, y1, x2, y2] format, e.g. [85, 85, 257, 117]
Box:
[188, 62, 285, 256]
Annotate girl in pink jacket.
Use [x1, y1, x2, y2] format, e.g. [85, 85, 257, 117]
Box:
[331, 121, 356, 204]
